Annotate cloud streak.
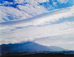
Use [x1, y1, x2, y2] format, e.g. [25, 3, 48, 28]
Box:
[1, 6, 74, 29]
[0, 21, 74, 44]
[0, 0, 47, 23]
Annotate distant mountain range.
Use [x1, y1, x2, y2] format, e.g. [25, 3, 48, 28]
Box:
[1, 41, 74, 55]
[1, 41, 65, 53]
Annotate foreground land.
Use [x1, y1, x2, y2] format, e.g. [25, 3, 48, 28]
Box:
[1, 53, 74, 57]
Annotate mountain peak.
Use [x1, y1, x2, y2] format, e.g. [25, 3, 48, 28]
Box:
[1, 41, 65, 54]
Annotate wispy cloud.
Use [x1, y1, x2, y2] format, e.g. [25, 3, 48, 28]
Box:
[1, 0, 74, 23]
[1, 6, 74, 28]
[57, 0, 69, 4]
[0, 21, 74, 44]
[0, 0, 47, 23]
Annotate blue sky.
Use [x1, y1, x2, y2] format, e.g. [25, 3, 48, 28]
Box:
[0, 0, 74, 50]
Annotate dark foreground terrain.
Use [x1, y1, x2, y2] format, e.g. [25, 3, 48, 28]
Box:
[1, 53, 74, 57]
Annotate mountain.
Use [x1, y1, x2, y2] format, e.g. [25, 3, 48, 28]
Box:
[1, 41, 65, 54]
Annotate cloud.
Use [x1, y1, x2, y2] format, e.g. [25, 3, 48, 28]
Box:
[0, 0, 74, 23]
[1, 6, 74, 28]
[35, 0, 49, 3]
[57, 0, 69, 4]
[14, 0, 25, 4]
[35, 33, 74, 50]
[0, 21, 74, 45]
[25, 0, 49, 4]
[0, 4, 47, 23]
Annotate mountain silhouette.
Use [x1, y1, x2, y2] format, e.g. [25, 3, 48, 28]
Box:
[1, 41, 65, 54]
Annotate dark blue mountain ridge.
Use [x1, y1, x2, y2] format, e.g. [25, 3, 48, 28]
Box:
[1, 41, 65, 54]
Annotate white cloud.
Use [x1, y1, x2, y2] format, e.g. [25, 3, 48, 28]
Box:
[1, 5, 73, 28]
[57, 0, 69, 4]
[3, 1, 13, 5]
[0, 21, 74, 45]
[25, 0, 49, 4]
[0, 6, 74, 34]
[0, 4, 47, 23]
[0, 0, 48, 23]
[35, 0, 49, 3]
[17, 4, 46, 16]
[14, 0, 25, 4]
[1, 0, 73, 23]
[35, 33, 74, 50]
[0, 6, 32, 22]
[53, 2, 57, 6]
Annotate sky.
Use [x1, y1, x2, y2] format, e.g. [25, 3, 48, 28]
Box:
[0, 0, 74, 50]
